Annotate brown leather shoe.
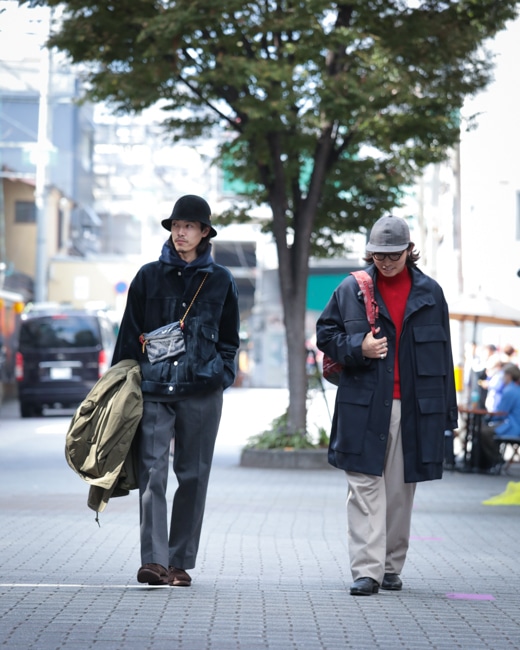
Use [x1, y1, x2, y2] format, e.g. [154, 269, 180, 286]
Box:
[169, 567, 192, 587]
[137, 563, 169, 586]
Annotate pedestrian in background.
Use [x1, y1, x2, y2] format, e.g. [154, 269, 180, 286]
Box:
[112, 195, 240, 587]
[479, 362, 520, 472]
[316, 215, 458, 596]
[502, 343, 519, 367]
[483, 354, 507, 413]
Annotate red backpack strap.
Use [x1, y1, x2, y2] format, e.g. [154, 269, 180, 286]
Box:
[351, 270, 379, 334]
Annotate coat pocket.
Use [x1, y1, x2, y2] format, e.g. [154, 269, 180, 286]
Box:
[198, 324, 219, 361]
[417, 396, 446, 462]
[413, 324, 447, 377]
[332, 389, 373, 455]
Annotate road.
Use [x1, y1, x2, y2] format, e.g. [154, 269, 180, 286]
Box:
[0, 382, 335, 464]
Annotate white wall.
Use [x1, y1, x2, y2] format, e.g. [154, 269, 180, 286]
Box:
[458, 16, 520, 306]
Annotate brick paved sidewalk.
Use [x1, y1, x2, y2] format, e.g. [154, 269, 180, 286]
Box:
[1, 392, 520, 649]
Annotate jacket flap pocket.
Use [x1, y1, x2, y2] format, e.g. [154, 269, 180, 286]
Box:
[418, 397, 445, 414]
[201, 324, 219, 343]
[413, 324, 447, 343]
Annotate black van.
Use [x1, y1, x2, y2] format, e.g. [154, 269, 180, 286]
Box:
[15, 305, 117, 417]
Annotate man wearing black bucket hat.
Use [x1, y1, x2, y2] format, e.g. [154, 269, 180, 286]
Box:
[113, 194, 240, 587]
[316, 215, 457, 596]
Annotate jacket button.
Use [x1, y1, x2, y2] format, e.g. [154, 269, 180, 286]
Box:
[384, 400, 390, 406]
[177, 271, 182, 276]
[182, 302, 187, 308]
[168, 386, 174, 392]
[379, 434, 386, 441]
[174, 361, 178, 366]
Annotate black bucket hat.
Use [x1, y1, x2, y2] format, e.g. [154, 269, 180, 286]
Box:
[161, 194, 217, 238]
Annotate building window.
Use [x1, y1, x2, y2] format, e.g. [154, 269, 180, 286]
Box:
[15, 201, 36, 224]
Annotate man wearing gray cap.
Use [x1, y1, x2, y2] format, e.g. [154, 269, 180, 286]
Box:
[316, 215, 457, 596]
[112, 194, 240, 587]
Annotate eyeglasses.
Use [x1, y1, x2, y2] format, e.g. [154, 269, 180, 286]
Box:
[372, 251, 406, 262]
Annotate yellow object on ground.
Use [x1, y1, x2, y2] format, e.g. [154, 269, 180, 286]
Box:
[482, 481, 520, 506]
[454, 365, 464, 393]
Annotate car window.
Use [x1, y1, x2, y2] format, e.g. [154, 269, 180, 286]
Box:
[98, 316, 117, 348]
[19, 315, 101, 349]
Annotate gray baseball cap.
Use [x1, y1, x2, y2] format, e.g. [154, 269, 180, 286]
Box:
[365, 216, 411, 253]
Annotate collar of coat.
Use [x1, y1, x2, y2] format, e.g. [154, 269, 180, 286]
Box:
[367, 264, 438, 318]
[159, 238, 214, 270]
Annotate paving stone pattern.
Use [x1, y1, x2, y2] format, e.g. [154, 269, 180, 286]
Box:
[1, 395, 520, 649]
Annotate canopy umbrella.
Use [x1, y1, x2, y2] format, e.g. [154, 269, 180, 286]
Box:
[448, 294, 520, 398]
[449, 294, 520, 326]
[449, 294, 520, 395]
[449, 294, 520, 341]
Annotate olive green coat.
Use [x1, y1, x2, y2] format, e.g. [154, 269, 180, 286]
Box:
[65, 359, 143, 514]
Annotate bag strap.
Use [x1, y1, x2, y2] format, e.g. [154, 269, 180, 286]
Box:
[350, 270, 378, 334]
[180, 273, 209, 328]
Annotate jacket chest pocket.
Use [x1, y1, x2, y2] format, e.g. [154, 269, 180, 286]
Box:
[413, 324, 447, 377]
[198, 324, 219, 361]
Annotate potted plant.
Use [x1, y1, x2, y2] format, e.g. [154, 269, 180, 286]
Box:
[240, 411, 331, 470]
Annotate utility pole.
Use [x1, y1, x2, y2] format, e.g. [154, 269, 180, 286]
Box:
[453, 139, 463, 296]
[0, 155, 5, 283]
[452, 136, 466, 392]
[34, 9, 52, 303]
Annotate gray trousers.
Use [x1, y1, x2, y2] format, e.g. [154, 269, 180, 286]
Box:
[346, 400, 417, 583]
[137, 389, 223, 570]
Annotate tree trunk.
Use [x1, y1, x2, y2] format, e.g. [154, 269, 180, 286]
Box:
[265, 129, 333, 436]
[272, 206, 313, 436]
[281, 263, 309, 435]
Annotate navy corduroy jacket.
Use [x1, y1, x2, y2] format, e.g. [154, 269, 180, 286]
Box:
[112, 242, 240, 399]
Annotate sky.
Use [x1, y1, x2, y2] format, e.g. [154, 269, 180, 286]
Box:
[0, 1, 49, 60]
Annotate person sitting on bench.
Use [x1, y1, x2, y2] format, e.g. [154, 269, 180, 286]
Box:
[479, 363, 520, 473]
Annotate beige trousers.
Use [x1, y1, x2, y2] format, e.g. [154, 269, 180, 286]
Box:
[346, 400, 417, 583]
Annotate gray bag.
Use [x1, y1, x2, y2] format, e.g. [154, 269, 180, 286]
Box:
[139, 273, 208, 365]
[140, 322, 185, 364]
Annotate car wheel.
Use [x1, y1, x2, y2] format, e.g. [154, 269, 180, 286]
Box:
[20, 402, 38, 418]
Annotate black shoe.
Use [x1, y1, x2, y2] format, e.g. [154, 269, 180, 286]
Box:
[350, 577, 379, 596]
[381, 573, 402, 591]
[487, 461, 505, 475]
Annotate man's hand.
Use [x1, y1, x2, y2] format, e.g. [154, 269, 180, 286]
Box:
[362, 327, 388, 360]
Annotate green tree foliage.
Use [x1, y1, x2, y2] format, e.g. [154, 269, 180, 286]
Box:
[26, 0, 518, 434]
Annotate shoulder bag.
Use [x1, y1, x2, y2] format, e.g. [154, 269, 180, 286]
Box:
[322, 270, 379, 386]
[139, 273, 209, 364]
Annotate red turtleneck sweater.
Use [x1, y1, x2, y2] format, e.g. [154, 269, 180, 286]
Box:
[377, 267, 412, 399]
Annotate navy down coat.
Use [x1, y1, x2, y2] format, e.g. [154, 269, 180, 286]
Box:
[316, 265, 458, 483]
